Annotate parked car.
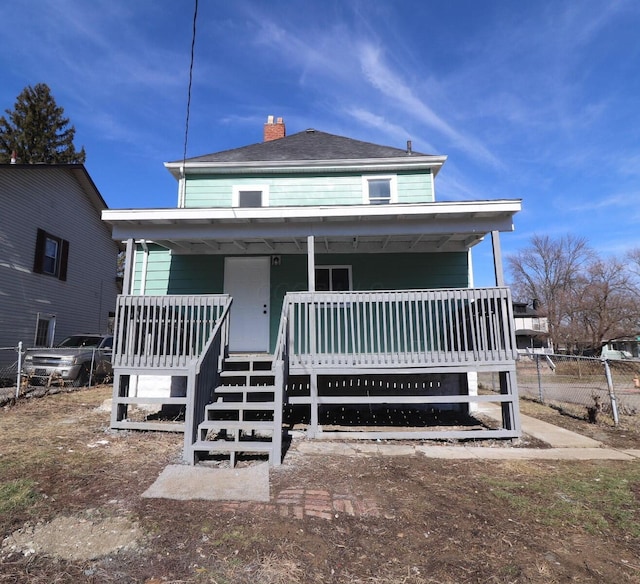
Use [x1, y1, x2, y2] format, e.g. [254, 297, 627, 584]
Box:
[22, 334, 113, 386]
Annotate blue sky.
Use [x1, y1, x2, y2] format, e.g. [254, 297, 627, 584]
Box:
[1, 0, 639, 286]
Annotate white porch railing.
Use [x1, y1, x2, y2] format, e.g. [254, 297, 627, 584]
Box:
[113, 295, 231, 369]
[284, 287, 517, 370]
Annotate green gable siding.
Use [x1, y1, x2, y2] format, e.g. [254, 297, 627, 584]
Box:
[183, 170, 433, 208]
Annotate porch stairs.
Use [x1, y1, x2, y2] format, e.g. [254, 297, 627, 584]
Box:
[191, 354, 281, 466]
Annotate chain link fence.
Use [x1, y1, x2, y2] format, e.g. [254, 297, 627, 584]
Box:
[1, 342, 110, 405]
[0, 346, 21, 388]
[482, 354, 640, 425]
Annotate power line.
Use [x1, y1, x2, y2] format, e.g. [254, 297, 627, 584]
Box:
[182, 0, 199, 168]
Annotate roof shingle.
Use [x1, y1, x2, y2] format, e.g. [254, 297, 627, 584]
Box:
[175, 129, 431, 164]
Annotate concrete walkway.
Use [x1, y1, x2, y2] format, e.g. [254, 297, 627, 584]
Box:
[477, 403, 603, 448]
[141, 407, 638, 502]
[141, 462, 270, 501]
[295, 405, 640, 462]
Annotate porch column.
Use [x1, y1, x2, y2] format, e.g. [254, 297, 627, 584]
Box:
[307, 235, 315, 291]
[122, 238, 135, 295]
[491, 231, 505, 287]
[306, 235, 319, 434]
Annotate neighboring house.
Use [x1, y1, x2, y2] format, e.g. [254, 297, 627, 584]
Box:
[513, 300, 552, 355]
[601, 337, 640, 359]
[102, 117, 523, 466]
[0, 164, 120, 377]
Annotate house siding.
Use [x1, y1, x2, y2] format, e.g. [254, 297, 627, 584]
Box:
[132, 245, 224, 295]
[0, 167, 120, 369]
[132, 249, 468, 351]
[182, 171, 433, 208]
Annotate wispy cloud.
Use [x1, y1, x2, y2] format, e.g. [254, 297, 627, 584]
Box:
[356, 42, 503, 168]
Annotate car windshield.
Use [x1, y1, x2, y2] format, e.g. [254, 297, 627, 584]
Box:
[58, 336, 103, 348]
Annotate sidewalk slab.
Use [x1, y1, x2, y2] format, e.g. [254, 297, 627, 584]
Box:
[296, 441, 636, 461]
[478, 404, 602, 448]
[417, 446, 635, 461]
[142, 462, 270, 501]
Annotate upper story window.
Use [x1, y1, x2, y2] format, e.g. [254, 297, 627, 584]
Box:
[232, 185, 269, 208]
[33, 228, 69, 281]
[362, 175, 398, 205]
[315, 266, 352, 291]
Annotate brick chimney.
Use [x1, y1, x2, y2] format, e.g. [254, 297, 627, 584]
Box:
[263, 115, 286, 142]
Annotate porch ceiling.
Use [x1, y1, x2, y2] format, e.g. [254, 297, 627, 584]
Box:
[103, 199, 521, 255]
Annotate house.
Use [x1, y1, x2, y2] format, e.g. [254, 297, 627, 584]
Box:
[513, 300, 552, 355]
[601, 336, 640, 359]
[0, 164, 121, 379]
[102, 116, 523, 466]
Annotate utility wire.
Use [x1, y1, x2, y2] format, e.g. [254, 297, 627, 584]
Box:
[182, 0, 199, 167]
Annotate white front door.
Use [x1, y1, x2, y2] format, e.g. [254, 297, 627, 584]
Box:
[224, 257, 270, 352]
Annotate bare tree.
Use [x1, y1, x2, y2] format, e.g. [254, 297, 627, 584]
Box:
[626, 247, 640, 297]
[565, 258, 638, 351]
[507, 234, 594, 349]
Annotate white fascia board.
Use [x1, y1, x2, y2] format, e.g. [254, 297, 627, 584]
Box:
[102, 199, 521, 224]
[110, 215, 517, 242]
[164, 155, 447, 180]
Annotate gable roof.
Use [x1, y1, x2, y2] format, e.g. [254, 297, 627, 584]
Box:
[165, 129, 446, 178]
[0, 163, 109, 213]
[180, 129, 430, 163]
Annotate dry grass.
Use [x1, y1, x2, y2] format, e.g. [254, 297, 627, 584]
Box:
[1, 385, 640, 583]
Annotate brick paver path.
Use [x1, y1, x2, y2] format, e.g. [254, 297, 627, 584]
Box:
[220, 489, 380, 521]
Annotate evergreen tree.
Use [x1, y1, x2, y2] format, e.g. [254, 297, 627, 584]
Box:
[0, 83, 86, 164]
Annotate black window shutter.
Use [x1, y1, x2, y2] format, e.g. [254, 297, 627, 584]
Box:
[59, 239, 69, 281]
[33, 228, 45, 274]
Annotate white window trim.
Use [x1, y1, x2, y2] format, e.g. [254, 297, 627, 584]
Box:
[362, 174, 398, 204]
[232, 185, 270, 207]
[315, 265, 353, 291]
[34, 313, 56, 347]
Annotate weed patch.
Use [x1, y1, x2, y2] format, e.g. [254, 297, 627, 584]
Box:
[483, 463, 640, 537]
[0, 478, 39, 517]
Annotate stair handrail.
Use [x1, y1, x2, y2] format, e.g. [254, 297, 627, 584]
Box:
[184, 296, 233, 461]
[270, 297, 291, 466]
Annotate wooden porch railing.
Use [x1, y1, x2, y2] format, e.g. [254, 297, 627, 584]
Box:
[284, 287, 518, 370]
[185, 299, 232, 461]
[112, 295, 231, 369]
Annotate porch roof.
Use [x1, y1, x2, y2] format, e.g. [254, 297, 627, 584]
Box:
[102, 199, 521, 255]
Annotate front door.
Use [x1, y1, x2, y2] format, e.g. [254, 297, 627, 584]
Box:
[224, 257, 270, 352]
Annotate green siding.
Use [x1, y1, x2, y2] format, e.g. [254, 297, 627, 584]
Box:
[268, 252, 468, 351]
[133, 249, 467, 352]
[132, 245, 224, 294]
[183, 170, 433, 207]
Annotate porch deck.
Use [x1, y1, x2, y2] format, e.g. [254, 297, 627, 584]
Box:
[109, 287, 521, 465]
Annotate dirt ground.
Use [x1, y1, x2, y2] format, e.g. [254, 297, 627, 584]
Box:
[1, 386, 639, 583]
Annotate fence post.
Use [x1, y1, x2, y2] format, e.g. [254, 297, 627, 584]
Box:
[535, 354, 544, 403]
[89, 348, 96, 387]
[16, 341, 23, 399]
[602, 359, 620, 426]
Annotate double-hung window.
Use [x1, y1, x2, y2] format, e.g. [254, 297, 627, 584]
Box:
[33, 228, 69, 281]
[363, 175, 397, 205]
[315, 266, 352, 291]
[232, 185, 269, 208]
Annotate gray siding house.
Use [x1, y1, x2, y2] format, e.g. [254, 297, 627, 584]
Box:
[0, 164, 120, 375]
[103, 117, 523, 466]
